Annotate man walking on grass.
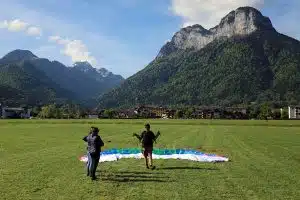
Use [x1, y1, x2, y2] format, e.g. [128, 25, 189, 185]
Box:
[134, 123, 160, 170]
[83, 127, 104, 180]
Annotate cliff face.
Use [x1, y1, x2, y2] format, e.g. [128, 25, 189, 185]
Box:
[98, 6, 300, 108]
[157, 7, 275, 57]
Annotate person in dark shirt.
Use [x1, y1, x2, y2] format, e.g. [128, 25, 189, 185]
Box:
[134, 123, 160, 169]
[83, 127, 104, 180]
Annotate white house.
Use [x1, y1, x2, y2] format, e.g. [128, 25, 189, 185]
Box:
[88, 114, 98, 119]
[288, 106, 300, 119]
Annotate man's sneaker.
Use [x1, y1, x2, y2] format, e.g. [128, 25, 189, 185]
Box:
[150, 166, 156, 170]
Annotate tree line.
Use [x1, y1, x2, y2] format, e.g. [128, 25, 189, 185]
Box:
[171, 103, 289, 120]
[28, 102, 290, 120]
[30, 104, 87, 119]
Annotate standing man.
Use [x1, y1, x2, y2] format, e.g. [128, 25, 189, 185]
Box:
[134, 123, 160, 170]
[83, 127, 104, 180]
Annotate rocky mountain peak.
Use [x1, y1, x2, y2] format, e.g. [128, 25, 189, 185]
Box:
[72, 61, 123, 80]
[157, 7, 275, 58]
[73, 61, 94, 72]
[210, 6, 274, 35]
[181, 24, 211, 35]
[96, 68, 111, 77]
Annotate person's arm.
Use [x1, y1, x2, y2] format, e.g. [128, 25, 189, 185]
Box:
[83, 136, 88, 142]
[153, 131, 161, 142]
[133, 132, 143, 141]
[83, 131, 92, 142]
[97, 136, 104, 147]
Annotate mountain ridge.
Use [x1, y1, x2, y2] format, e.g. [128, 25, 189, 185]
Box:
[0, 49, 38, 65]
[98, 6, 300, 109]
[0, 50, 124, 107]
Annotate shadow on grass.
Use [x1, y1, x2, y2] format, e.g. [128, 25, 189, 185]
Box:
[114, 174, 170, 179]
[95, 171, 171, 182]
[100, 177, 171, 183]
[97, 170, 165, 175]
[157, 166, 219, 170]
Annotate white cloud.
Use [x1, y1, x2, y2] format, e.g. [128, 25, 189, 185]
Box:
[170, 0, 265, 29]
[49, 35, 68, 44]
[26, 26, 42, 36]
[49, 35, 97, 65]
[0, 19, 28, 31]
[0, 19, 42, 38]
[0, 2, 153, 77]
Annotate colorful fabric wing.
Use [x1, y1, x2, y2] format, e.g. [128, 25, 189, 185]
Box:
[79, 148, 229, 163]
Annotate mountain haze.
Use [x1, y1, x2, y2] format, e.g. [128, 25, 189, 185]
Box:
[98, 7, 300, 108]
[73, 61, 124, 90]
[0, 50, 124, 107]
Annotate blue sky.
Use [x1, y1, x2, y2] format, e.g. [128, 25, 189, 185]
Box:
[0, 0, 300, 78]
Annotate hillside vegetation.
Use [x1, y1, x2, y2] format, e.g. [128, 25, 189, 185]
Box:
[99, 31, 300, 108]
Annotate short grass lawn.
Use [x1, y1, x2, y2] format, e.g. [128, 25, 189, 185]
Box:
[1, 119, 300, 200]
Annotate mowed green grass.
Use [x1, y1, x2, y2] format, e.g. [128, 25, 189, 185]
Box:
[1, 119, 300, 200]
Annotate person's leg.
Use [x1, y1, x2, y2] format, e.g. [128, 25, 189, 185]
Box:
[149, 151, 153, 167]
[90, 154, 100, 180]
[94, 156, 100, 177]
[89, 153, 96, 179]
[90, 157, 96, 180]
[148, 148, 155, 169]
[86, 152, 91, 176]
[143, 148, 149, 168]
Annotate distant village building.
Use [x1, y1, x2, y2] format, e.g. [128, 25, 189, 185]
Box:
[226, 107, 247, 115]
[88, 114, 98, 119]
[87, 109, 99, 119]
[118, 109, 137, 118]
[1, 106, 31, 119]
[288, 106, 300, 119]
[134, 105, 169, 118]
[166, 109, 176, 118]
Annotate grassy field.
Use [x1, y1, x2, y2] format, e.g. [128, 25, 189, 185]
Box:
[1, 119, 300, 200]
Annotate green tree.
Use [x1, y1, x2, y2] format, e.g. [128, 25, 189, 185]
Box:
[247, 105, 259, 119]
[79, 109, 88, 119]
[258, 103, 271, 120]
[184, 108, 194, 119]
[281, 108, 289, 120]
[272, 109, 281, 119]
[175, 110, 183, 119]
[38, 105, 51, 118]
[59, 103, 81, 119]
[38, 104, 60, 119]
[31, 106, 41, 117]
[54, 105, 62, 119]
[104, 109, 115, 119]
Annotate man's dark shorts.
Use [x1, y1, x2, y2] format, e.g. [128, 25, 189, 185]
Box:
[142, 146, 153, 156]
